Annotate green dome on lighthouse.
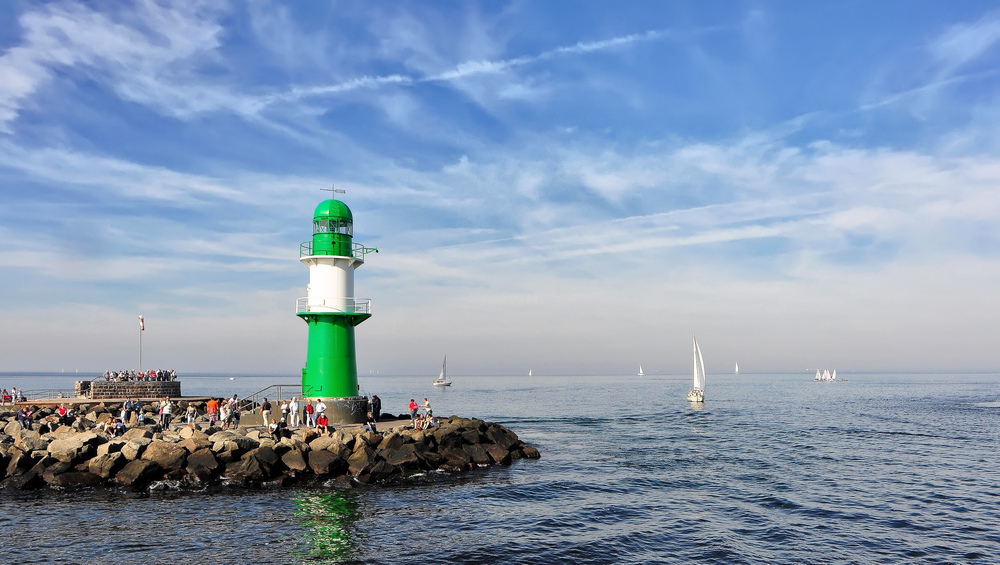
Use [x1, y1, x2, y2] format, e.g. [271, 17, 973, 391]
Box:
[313, 199, 353, 222]
[309, 199, 354, 256]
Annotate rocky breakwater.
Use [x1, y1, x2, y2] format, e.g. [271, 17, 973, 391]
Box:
[0, 408, 540, 491]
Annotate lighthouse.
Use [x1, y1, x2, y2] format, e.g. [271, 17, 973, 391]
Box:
[296, 194, 377, 423]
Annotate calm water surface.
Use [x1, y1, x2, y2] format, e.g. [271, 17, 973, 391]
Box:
[1, 372, 998, 564]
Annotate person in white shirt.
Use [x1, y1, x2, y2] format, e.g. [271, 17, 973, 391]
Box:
[289, 396, 300, 427]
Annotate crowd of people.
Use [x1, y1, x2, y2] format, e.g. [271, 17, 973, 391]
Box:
[407, 397, 436, 431]
[102, 369, 177, 382]
[7, 391, 442, 441]
[2, 387, 26, 404]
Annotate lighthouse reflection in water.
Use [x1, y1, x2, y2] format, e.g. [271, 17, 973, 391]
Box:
[293, 490, 361, 561]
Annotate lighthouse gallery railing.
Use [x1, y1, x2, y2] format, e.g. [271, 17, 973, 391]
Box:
[296, 297, 372, 315]
[300, 241, 376, 261]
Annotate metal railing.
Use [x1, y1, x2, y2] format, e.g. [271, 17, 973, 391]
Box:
[13, 389, 77, 402]
[299, 241, 377, 261]
[242, 384, 302, 412]
[295, 297, 372, 315]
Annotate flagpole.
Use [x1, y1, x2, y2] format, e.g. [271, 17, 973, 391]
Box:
[138, 315, 144, 372]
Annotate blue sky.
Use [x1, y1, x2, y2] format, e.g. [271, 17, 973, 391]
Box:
[2, 1, 1000, 375]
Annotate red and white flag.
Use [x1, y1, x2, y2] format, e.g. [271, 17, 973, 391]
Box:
[138, 315, 145, 331]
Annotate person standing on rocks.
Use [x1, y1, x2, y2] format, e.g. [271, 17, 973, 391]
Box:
[260, 397, 272, 426]
[280, 399, 290, 424]
[315, 398, 326, 421]
[206, 397, 219, 427]
[409, 399, 418, 426]
[422, 398, 431, 415]
[160, 397, 174, 429]
[304, 398, 315, 428]
[289, 396, 300, 427]
[371, 395, 381, 422]
[185, 402, 197, 427]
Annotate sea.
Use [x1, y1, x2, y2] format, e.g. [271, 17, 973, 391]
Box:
[1, 371, 998, 565]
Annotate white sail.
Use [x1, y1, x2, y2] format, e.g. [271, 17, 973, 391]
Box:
[693, 337, 706, 391]
[638, 365, 644, 376]
[823, 369, 831, 381]
[735, 362, 739, 375]
[528, 369, 532, 377]
[815, 369, 821, 381]
[831, 369, 837, 381]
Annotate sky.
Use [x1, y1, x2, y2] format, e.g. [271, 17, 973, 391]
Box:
[2, 1, 1000, 376]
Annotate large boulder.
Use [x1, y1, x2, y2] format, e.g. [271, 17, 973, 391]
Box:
[486, 444, 512, 465]
[281, 448, 308, 472]
[307, 449, 339, 475]
[45, 470, 102, 488]
[485, 425, 519, 451]
[381, 444, 420, 468]
[308, 435, 338, 452]
[2, 467, 44, 490]
[121, 428, 153, 441]
[377, 433, 404, 453]
[178, 427, 209, 440]
[5, 448, 37, 477]
[96, 440, 126, 457]
[329, 430, 354, 449]
[15, 431, 49, 452]
[357, 460, 398, 484]
[115, 459, 162, 488]
[178, 437, 212, 454]
[347, 444, 377, 476]
[121, 437, 152, 461]
[245, 446, 281, 475]
[227, 456, 267, 484]
[3, 420, 20, 436]
[463, 444, 491, 466]
[440, 447, 472, 466]
[89, 452, 127, 479]
[141, 441, 188, 471]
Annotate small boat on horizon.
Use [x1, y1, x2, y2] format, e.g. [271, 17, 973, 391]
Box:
[734, 362, 739, 376]
[638, 365, 644, 377]
[687, 336, 706, 403]
[433, 355, 452, 387]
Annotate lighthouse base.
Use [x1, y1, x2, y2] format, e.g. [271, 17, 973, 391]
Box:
[315, 396, 369, 424]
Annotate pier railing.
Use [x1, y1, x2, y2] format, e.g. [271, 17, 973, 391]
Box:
[15, 388, 76, 402]
[295, 297, 372, 315]
[242, 384, 302, 412]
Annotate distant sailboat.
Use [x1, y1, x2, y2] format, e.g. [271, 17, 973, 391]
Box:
[638, 365, 644, 376]
[528, 369, 532, 377]
[687, 336, 706, 403]
[815, 369, 822, 381]
[433, 356, 452, 387]
[734, 362, 739, 376]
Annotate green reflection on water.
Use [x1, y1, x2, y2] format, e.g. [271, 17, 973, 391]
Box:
[293, 489, 361, 562]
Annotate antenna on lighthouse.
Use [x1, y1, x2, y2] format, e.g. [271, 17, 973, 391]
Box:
[321, 184, 346, 199]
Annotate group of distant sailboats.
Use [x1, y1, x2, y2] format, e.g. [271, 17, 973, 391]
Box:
[814, 369, 837, 382]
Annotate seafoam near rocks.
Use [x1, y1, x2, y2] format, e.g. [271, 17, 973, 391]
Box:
[0, 403, 539, 491]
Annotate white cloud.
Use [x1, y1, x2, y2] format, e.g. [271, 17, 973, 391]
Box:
[0, 0, 231, 131]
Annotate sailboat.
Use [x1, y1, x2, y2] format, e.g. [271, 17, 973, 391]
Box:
[638, 365, 644, 376]
[734, 362, 739, 376]
[687, 336, 706, 403]
[528, 369, 532, 377]
[433, 356, 452, 387]
[815, 369, 822, 381]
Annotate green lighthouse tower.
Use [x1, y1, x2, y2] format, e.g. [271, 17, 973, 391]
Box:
[296, 195, 377, 423]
